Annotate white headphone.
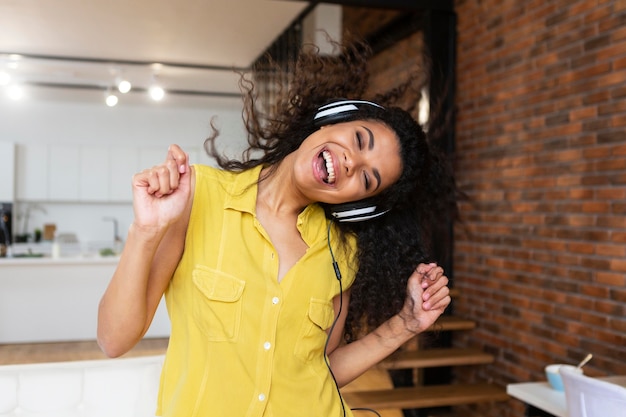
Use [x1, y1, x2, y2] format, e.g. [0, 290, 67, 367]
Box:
[313, 99, 385, 127]
[315, 99, 390, 222]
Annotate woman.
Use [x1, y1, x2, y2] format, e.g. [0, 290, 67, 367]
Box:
[98, 42, 457, 417]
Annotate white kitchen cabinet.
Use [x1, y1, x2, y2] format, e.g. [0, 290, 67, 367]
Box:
[48, 145, 80, 200]
[15, 144, 48, 201]
[139, 147, 166, 170]
[109, 147, 138, 202]
[79, 146, 110, 201]
[0, 141, 15, 201]
[138, 146, 201, 168]
[0, 258, 171, 343]
[15, 144, 201, 203]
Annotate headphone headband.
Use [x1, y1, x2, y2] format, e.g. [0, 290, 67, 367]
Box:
[314, 99, 384, 127]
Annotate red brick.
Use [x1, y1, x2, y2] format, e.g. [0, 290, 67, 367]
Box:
[452, 2, 626, 414]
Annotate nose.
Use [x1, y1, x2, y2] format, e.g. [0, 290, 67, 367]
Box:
[343, 152, 362, 176]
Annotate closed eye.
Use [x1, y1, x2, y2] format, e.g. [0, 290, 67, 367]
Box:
[364, 172, 371, 190]
[356, 131, 363, 149]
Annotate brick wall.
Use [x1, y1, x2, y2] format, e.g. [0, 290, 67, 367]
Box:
[453, 0, 626, 416]
[342, 2, 624, 416]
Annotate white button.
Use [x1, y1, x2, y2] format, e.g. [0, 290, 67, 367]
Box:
[258, 393, 266, 401]
[263, 341, 271, 350]
[272, 297, 280, 304]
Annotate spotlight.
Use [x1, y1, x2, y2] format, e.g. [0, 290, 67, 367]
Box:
[117, 79, 131, 94]
[149, 84, 165, 101]
[105, 93, 118, 107]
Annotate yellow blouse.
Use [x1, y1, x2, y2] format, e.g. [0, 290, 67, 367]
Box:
[156, 164, 357, 417]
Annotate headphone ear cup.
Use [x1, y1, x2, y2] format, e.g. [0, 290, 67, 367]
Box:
[328, 199, 389, 223]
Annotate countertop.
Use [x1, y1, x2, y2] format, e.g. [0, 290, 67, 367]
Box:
[0, 242, 120, 265]
[0, 255, 120, 265]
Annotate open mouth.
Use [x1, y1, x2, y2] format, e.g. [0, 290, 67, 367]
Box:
[320, 150, 336, 184]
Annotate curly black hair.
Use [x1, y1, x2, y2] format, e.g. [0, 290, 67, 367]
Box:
[204, 40, 458, 343]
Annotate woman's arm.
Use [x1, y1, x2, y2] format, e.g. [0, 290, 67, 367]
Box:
[326, 263, 450, 387]
[97, 145, 193, 358]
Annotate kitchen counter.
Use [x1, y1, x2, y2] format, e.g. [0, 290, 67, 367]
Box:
[0, 256, 170, 343]
[0, 255, 120, 265]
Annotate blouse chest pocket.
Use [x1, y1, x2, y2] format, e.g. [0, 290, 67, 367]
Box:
[294, 298, 335, 363]
[192, 266, 246, 342]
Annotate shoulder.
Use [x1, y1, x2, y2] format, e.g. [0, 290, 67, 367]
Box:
[193, 164, 234, 181]
[192, 164, 244, 190]
[191, 165, 261, 203]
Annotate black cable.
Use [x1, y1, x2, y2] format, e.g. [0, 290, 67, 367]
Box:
[325, 222, 381, 417]
[351, 408, 382, 417]
[325, 221, 346, 417]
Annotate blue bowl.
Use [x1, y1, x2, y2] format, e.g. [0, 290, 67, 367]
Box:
[545, 364, 582, 391]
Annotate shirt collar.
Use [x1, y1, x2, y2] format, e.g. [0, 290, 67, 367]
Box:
[224, 165, 262, 215]
[224, 166, 329, 246]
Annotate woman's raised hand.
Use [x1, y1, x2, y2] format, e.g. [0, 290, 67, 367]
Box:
[131, 144, 192, 229]
[398, 263, 451, 334]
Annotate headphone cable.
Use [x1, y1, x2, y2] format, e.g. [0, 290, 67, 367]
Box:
[326, 223, 381, 417]
[326, 221, 347, 417]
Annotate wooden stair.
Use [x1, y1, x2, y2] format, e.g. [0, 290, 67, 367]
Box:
[425, 315, 476, 332]
[343, 382, 509, 410]
[381, 347, 494, 370]
[340, 309, 509, 414]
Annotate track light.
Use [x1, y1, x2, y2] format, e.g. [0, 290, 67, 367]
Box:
[105, 87, 118, 107]
[105, 94, 118, 107]
[149, 84, 165, 101]
[117, 79, 131, 94]
[110, 67, 131, 94]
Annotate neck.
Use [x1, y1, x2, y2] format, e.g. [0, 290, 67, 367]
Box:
[257, 158, 310, 217]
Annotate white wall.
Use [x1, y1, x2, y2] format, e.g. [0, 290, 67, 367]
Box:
[301, 4, 342, 54]
[0, 89, 248, 244]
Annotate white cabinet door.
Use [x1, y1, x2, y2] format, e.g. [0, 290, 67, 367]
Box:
[15, 144, 48, 201]
[48, 145, 80, 201]
[138, 147, 166, 170]
[0, 141, 15, 201]
[79, 146, 110, 201]
[109, 147, 138, 202]
[14, 144, 199, 203]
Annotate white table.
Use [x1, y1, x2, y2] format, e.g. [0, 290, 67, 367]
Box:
[507, 376, 626, 417]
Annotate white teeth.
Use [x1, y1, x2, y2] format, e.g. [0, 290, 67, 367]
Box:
[322, 150, 335, 184]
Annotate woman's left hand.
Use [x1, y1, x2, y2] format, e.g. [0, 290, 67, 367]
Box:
[398, 263, 451, 334]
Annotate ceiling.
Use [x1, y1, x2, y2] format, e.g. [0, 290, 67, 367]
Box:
[0, 0, 310, 105]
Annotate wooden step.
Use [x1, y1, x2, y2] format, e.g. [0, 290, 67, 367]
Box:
[427, 315, 476, 332]
[342, 383, 509, 410]
[381, 348, 494, 370]
[341, 368, 404, 417]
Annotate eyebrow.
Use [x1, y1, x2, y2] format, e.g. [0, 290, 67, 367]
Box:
[363, 125, 382, 191]
[364, 126, 375, 150]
